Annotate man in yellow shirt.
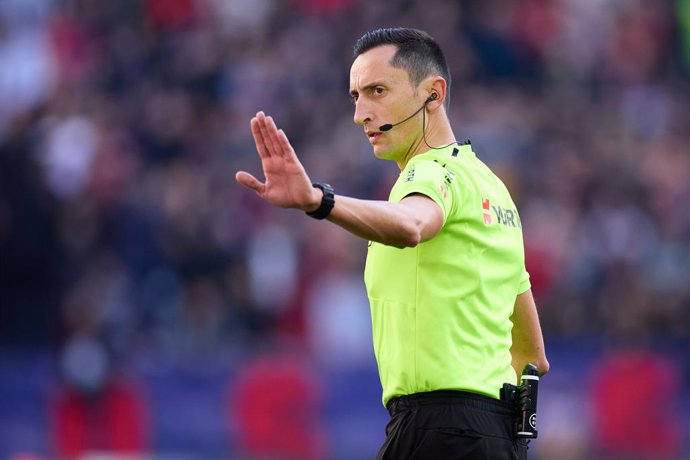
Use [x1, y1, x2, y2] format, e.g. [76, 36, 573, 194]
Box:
[236, 27, 548, 460]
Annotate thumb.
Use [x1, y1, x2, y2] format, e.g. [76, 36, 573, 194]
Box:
[235, 171, 265, 194]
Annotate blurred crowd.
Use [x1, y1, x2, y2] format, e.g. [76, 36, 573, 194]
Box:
[0, 0, 689, 457]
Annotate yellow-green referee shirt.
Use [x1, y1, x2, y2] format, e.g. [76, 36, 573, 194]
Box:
[364, 143, 530, 407]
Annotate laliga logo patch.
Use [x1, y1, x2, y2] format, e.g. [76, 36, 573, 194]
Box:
[482, 198, 492, 225]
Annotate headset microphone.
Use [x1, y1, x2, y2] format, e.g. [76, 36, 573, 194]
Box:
[378, 93, 437, 132]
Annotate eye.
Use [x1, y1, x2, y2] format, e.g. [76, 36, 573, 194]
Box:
[350, 93, 359, 104]
[373, 86, 386, 96]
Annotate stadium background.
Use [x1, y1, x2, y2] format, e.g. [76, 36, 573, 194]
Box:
[0, 0, 689, 458]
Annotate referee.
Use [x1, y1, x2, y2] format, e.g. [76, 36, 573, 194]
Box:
[236, 28, 549, 460]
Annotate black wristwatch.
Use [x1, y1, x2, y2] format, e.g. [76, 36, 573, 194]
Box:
[306, 182, 335, 219]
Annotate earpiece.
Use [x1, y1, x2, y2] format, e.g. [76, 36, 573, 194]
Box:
[421, 93, 437, 105]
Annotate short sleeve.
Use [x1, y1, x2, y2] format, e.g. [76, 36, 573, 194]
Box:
[518, 267, 531, 295]
[393, 158, 454, 223]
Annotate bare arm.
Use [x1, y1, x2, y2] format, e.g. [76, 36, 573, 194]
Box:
[510, 289, 549, 381]
[327, 194, 442, 248]
[235, 112, 443, 247]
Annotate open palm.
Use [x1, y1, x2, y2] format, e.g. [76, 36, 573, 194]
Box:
[235, 112, 318, 211]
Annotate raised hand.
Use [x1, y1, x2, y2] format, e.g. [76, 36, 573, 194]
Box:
[235, 112, 321, 211]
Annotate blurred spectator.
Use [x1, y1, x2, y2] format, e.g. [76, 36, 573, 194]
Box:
[49, 335, 149, 458]
[589, 344, 683, 460]
[0, 1, 56, 136]
[39, 114, 99, 200]
[228, 345, 327, 460]
[302, 224, 372, 369]
[246, 223, 298, 317]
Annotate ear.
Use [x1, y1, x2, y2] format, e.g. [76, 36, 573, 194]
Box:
[425, 76, 447, 111]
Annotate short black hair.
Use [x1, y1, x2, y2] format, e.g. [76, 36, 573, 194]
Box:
[353, 28, 451, 108]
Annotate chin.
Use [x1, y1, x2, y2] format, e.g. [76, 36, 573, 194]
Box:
[372, 146, 395, 161]
[372, 149, 386, 160]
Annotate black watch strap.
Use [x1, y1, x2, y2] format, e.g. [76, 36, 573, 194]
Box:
[306, 183, 335, 219]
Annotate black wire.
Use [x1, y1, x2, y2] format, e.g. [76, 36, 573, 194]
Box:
[421, 106, 463, 150]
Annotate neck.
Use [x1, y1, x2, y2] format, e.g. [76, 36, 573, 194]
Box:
[397, 134, 425, 170]
[397, 112, 455, 170]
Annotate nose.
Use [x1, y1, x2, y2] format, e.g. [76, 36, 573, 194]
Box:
[353, 99, 371, 126]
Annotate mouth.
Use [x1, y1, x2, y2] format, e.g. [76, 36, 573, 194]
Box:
[367, 131, 382, 142]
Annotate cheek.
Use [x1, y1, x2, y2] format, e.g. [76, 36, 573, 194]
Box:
[395, 119, 422, 141]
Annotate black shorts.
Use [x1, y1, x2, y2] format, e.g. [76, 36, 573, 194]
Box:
[376, 390, 529, 460]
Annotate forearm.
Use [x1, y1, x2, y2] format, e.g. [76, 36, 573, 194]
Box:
[326, 194, 438, 248]
[510, 289, 549, 380]
[236, 112, 442, 248]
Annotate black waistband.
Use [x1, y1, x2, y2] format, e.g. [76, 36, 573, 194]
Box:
[386, 390, 515, 417]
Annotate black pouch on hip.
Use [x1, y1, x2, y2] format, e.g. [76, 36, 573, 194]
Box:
[501, 363, 540, 439]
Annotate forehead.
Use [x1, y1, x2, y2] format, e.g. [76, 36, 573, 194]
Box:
[349, 45, 410, 90]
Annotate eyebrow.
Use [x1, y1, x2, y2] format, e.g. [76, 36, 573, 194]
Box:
[349, 80, 388, 97]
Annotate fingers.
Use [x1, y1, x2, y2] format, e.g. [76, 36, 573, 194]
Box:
[250, 114, 271, 159]
[276, 128, 298, 164]
[262, 115, 284, 157]
[252, 111, 289, 159]
[235, 171, 265, 194]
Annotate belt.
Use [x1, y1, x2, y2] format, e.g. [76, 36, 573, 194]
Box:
[386, 390, 515, 417]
